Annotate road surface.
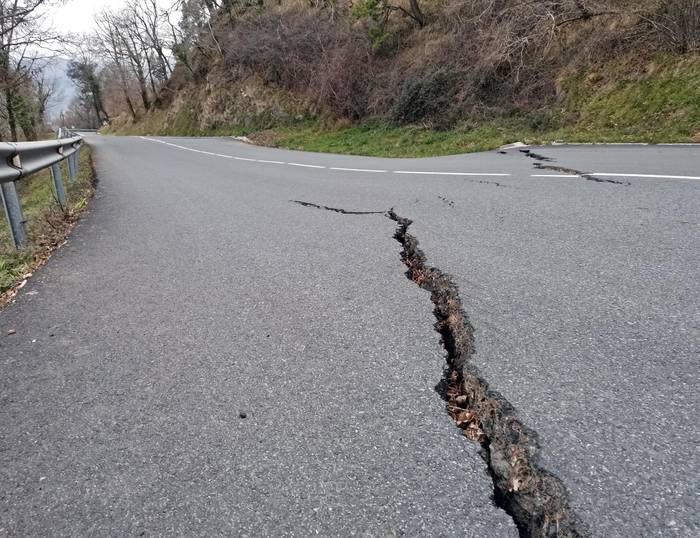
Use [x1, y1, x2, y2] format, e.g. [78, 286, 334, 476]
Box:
[1, 135, 698, 536]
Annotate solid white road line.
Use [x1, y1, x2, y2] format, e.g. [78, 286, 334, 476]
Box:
[592, 172, 700, 180]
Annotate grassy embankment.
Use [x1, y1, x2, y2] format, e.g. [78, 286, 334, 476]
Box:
[104, 57, 700, 158]
[0, 145, 95, 302]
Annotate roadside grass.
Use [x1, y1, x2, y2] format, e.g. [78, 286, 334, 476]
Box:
[554, 55, 700, 143]
[104, 56, 699, 157]
[252, 119, 544, 158]
[0, 145, 95, 302]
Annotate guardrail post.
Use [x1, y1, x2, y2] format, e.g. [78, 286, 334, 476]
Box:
[67, 153, 77, 182]
[0, 181, 27, 248]
[50, 163, 67, 208]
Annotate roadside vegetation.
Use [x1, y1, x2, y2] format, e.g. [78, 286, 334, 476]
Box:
[0, 145, 95, 304]
[104, 53, 700, 157]
[80, 1, 699, 156]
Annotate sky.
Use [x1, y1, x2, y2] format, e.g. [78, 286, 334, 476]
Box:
[50, 0, 130, 34]
[49, 0, 177, 35]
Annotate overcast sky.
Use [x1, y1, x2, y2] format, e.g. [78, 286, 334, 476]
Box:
[50, 0, 177, 35]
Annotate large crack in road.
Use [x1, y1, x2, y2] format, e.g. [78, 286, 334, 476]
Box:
[516, 148, 630, 186]
[294, 200, 588, 537]
[387, 210, 586, 538]
[290, 200, 387, 215]
[532, 163, 630, 186]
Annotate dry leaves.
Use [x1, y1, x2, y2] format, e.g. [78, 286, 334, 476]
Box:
[447, 370, 486, 443]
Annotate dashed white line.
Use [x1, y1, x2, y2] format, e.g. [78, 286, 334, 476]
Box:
[394, 171, 511, 176]
[141, 137, 233, 158]
[287, 162, 326, 169]
[138, 137, 697, 181]
[197, 150, 232, 158]
[329, 167, 388, 173]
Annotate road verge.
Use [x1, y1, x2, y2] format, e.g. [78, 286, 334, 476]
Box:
[0, 144, 96, 308]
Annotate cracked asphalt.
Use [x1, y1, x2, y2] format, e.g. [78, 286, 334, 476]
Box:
[1, 135, 698, 536]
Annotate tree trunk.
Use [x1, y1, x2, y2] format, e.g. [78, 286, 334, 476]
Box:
[5, 88, 18, 141]
[408, 0, 425, 27]
[124, 91, 138, 120]
[22, 114, 38, 141]
[116, 63, 139, 120]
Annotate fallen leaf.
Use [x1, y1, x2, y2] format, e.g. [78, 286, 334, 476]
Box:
[454, 395, 469, 406]
[455, 410, 478, 427]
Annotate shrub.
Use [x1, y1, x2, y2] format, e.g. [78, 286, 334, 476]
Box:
[390, 70, 457, 126]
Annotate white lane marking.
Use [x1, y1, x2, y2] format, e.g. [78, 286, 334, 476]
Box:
[329, 167, 388, 173]
[394, 171, 511, 176]
[287, 162, 326, 169]
[139, 138, 698, 181]
[141, 137, 233, 158]
[175, 146, 231, 158]
[592, 172, 700, 180]
[195, 150, 232, 158]
[531, 174, 580, 178]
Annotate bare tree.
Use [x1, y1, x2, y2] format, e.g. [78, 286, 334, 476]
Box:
[33, 65, 58, 121]
[91, 0, 180, 120]
[644, 0, 700, 52]
[126, 0, 173, 79]
[94, 10, 139, 120]
[0, 0, 62, 140]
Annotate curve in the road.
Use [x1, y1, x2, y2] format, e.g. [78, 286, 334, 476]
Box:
[139, 136, 700, 180]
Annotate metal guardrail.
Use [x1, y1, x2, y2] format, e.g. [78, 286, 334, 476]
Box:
[0, 134, 83, 249]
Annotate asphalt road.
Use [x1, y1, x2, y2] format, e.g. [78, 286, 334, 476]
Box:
[1, 135, 698, 536]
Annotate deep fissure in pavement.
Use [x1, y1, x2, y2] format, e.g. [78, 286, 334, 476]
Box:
[388, 210, 586, 538]
[515, 148, 629, 186]
[291, 200, 386, 215]
[533, 163, 629, 186]
[293, 199, 586, 536]
[519, 149, 554, 162]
